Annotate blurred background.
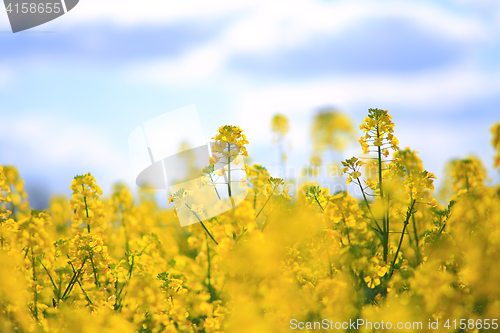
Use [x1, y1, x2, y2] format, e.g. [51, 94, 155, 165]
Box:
[0, 0, 499, 209]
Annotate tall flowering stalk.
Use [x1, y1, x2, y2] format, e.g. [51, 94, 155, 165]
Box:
[69, 173, 105, 233]
[392, 148, 436, 265]
[211, 125, 249, 208]
[343, 109, 437, 275]
[169, 189, 218, 245]
[271, 114, 290, 177]
[68, 233, 111, 289]
[311, 108, 356, 153]
[109, 183, 135, 252]
[245, 164, 271, 210]
[343, 109, 399, 263]
[256, 177, 292, 232]
[309, 108, 356, 177]
[199, 164, 222, 201]
[18, 210, 52, 319]
[440, 157, 486, 200]
[359, 109, 399, 263]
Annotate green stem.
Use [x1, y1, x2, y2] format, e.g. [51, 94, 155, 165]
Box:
[61, 257, 87, 300]
[122, 255, 134, 287]
[205, 233, 215, 301]
[255, 185, 276, 219]
[185, 203, 218, 245]
[386, 192, 391, 260]
[411, 210, 420, 265]
[77, 280, 93, 307]
[118, 208, 130, 252]
[82, 184, 90, 233]
[200, 221, 218, 245]
[11, 201, 17, 221]
[209, 174, 222, 200]
[314, 194, 324, 212]
[115, 254, 135, 311]
[340, 212, 352, 244]
[235, 227, 248, 243]
[356, 178, 382, 234]
[127, 256, 135, 282]
[389, 199, 416, 277]
[322, 235, 334, 277]
[227, 142, 235, 208]
[90, 255, 100, 287]
[261, 205, 278, 232]
[437, 222, 446, 237]
[39, 258, 58, 292]
[68, 260, 93, 306]
[376, 127, 388, 263]
[31, 246, 38, 320]
[376, 128, 384, 199]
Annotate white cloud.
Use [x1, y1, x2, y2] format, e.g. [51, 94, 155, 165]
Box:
[128, 45, 227, 84]
[65, 0, 256, 26]
[127, 0, 489, 85]
[62, 0, 490, 41]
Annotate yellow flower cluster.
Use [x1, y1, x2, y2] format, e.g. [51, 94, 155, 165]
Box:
[311, 108, 355, 153]
[359, 108, 399, 155]
[271, 114, 290, 167]
[271, 114, 289, 138]
[211, 125, 248, 165]
[70, 173, 105, 231]
[245, 164, 270, 190]
[18, 210, 52, 256]
[340, 156, 365, 185]
[68, 233, 112, 280]
[1, 108, 500, 333]
[392, 148, 437, 201]
[1, 165, 30, 221]
[440, 156, 487, 201]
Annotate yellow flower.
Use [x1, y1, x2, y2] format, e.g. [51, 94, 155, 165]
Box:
[282, 186, 292, 201]
[341, 157, 365, 185]
[271, 114, 289, 138]
[211, 125, 249, 160]
[69, 172, 105, 231]
[311, 108, 356, 154]
[358, 108, 399, 155]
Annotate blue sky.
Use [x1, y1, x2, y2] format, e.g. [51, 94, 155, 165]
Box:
[0, 0, 499, 208]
